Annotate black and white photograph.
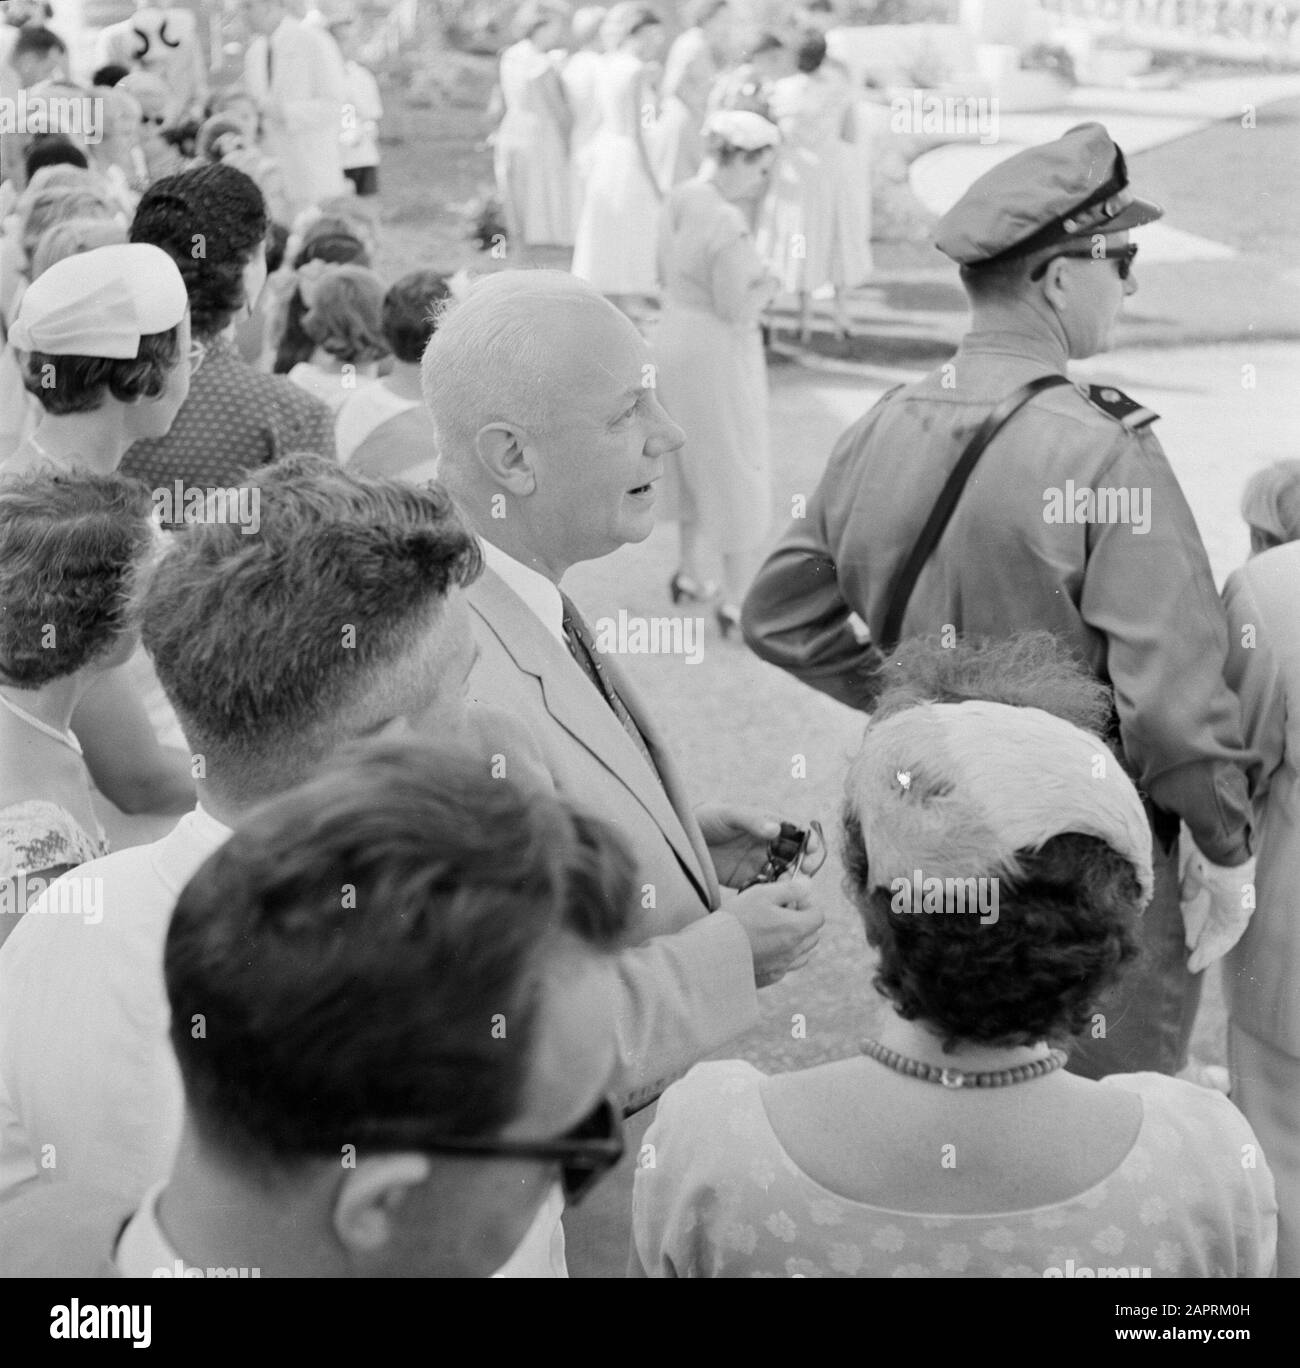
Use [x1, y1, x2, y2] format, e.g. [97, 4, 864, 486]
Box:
[0, 0, 1295, 1328]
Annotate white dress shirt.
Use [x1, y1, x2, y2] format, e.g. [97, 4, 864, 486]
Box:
[0, 806, 232, 1204]
[480, 539, 565, 642]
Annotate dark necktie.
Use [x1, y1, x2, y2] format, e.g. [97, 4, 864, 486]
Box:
[559, 593, 662, 785]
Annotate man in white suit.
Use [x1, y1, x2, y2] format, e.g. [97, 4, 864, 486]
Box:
[241, 0, 348, 218]
[422, 269, 825, 1272]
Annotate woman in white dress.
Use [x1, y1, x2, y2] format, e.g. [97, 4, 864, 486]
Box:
[560, 7, 607, 239]
[655, 111, 780, 635]
[758, 29, 871, 341]
[493, 0, 574, 251]
[650, 0, 734, 191]
[570, 3, 667, 310]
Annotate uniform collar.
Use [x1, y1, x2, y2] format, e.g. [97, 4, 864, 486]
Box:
[114, 1181, 179, 1278]
[960, 310, 1071, 375]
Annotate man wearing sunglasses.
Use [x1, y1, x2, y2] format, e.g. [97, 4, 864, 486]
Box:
[0, 740, 630, 1278]
[743, 122, 1256, 1083]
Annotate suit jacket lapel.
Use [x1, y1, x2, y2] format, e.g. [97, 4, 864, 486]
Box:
[469, 569, 715, 905]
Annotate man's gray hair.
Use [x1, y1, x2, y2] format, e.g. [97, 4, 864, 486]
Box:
[421, 269, 616, 465]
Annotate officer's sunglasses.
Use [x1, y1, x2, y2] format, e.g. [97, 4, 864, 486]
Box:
[1030, 243, 1138, 282]
[343, 1094, 625, 1205]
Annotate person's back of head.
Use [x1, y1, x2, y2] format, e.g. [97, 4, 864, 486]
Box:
[30, 216, 128, 280]
[841, 632, 1150, 1051]
[0, 470, 155, 691]
[420, 268, 615, 465]
[301, 264, 389, 367]
[164, 738, 632, 1276]
[794, 28, 826, 73]
[23, 135, 88, 182]
[11, 25, 65, 82]
[383, 269, 451, 365]
[1240, 459, 1300, 555]
[131, 162, 270, 341]
[273, 220, 369, 372]
[19, 185, 118, 265]
[90, 62, 130, 88]
[138, 454, 482, 809]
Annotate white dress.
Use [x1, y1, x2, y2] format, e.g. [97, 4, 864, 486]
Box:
[571, 51, 661, 295]
[758, 69, 873, 294]
[561, 48, 604, 238]
[494, 40, 572, 248]
[655, 179, 772, 553]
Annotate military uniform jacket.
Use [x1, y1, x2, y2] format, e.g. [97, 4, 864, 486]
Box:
[742, 319, 1253, 864]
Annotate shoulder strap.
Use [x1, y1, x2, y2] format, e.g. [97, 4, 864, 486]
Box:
[878, 373, 1071, 654]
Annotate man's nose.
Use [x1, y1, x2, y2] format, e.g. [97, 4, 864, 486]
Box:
[645, 397, 686, 456]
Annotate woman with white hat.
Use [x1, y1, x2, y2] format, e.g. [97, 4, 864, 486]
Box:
[654, 108, 779, 635]
[633, 671, 1277, 1276]
[3, 241, 192, 478]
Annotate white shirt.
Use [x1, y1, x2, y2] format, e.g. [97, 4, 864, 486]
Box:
[480, 539, 565, 643]
[114, 1180, 182, 1278]
[0, 805, 231, 1203]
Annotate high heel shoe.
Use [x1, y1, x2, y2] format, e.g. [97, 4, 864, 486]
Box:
[716, 603, 742, 639]
[670, 572, 715, 604]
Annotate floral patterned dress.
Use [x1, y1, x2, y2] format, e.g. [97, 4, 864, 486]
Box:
[632, 1059, 1276, 1277]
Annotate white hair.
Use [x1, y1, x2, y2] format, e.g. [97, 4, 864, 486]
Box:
[420, 269, 619, 466]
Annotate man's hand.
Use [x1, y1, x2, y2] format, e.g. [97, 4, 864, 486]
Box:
[1180, 839, 1256, 974]
[696, 804, 782, 889]
[729, 875, 823, 987]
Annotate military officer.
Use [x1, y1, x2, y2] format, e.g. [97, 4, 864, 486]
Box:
[741, 122, 1256, 1080]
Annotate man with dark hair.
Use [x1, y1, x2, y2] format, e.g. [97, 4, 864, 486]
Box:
[742, 123, 1257, 1081]
[0, 458, 529, 1230]
[0, 25, 69, 191]
[122, 162, 335, 503]
[22, 133, 87, 179]
[0, 741, 629, 1277]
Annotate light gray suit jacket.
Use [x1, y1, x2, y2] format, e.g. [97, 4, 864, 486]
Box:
[465, 568, 759, 1111]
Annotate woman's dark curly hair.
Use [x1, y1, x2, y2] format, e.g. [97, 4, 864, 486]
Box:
[0, 470, 156, 687]
[273, 222, 370, 374]
[842, 816, 1143, 1050]
[130, 163, 270, 339]
[21, 326, 183, 415]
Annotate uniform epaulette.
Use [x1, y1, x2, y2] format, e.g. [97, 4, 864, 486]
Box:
[1083, 383, 1159, 430]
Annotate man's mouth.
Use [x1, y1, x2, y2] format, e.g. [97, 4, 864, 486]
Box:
[628, 479, 658, 496]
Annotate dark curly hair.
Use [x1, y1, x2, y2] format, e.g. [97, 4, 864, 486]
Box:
[130, 162, 270, 339]
[382, 269, 451, 363]
[842, 821, 1142, 1051]
[0, 470, 155, 687]
[21, 326, 183, 414]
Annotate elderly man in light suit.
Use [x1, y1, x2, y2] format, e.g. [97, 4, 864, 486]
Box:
[423, 269, 824, 1274]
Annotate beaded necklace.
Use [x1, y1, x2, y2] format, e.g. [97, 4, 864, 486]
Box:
[860, 1037, 1068, 1089]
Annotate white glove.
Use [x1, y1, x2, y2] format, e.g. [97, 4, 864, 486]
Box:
[1179, 837, 1255, 974]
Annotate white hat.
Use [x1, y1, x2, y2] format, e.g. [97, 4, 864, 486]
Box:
[702, 110, 780, 152]
[846, 700, 1154, 906]
[8, 243, 188, 359]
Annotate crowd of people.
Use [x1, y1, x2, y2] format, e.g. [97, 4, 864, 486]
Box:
[0, 0, 1295, 1284]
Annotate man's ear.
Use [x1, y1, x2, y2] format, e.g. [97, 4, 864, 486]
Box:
[473, 423, 537, 495]
[332, 1153, 432, 1256]
[1040, 258, 1071, 312]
